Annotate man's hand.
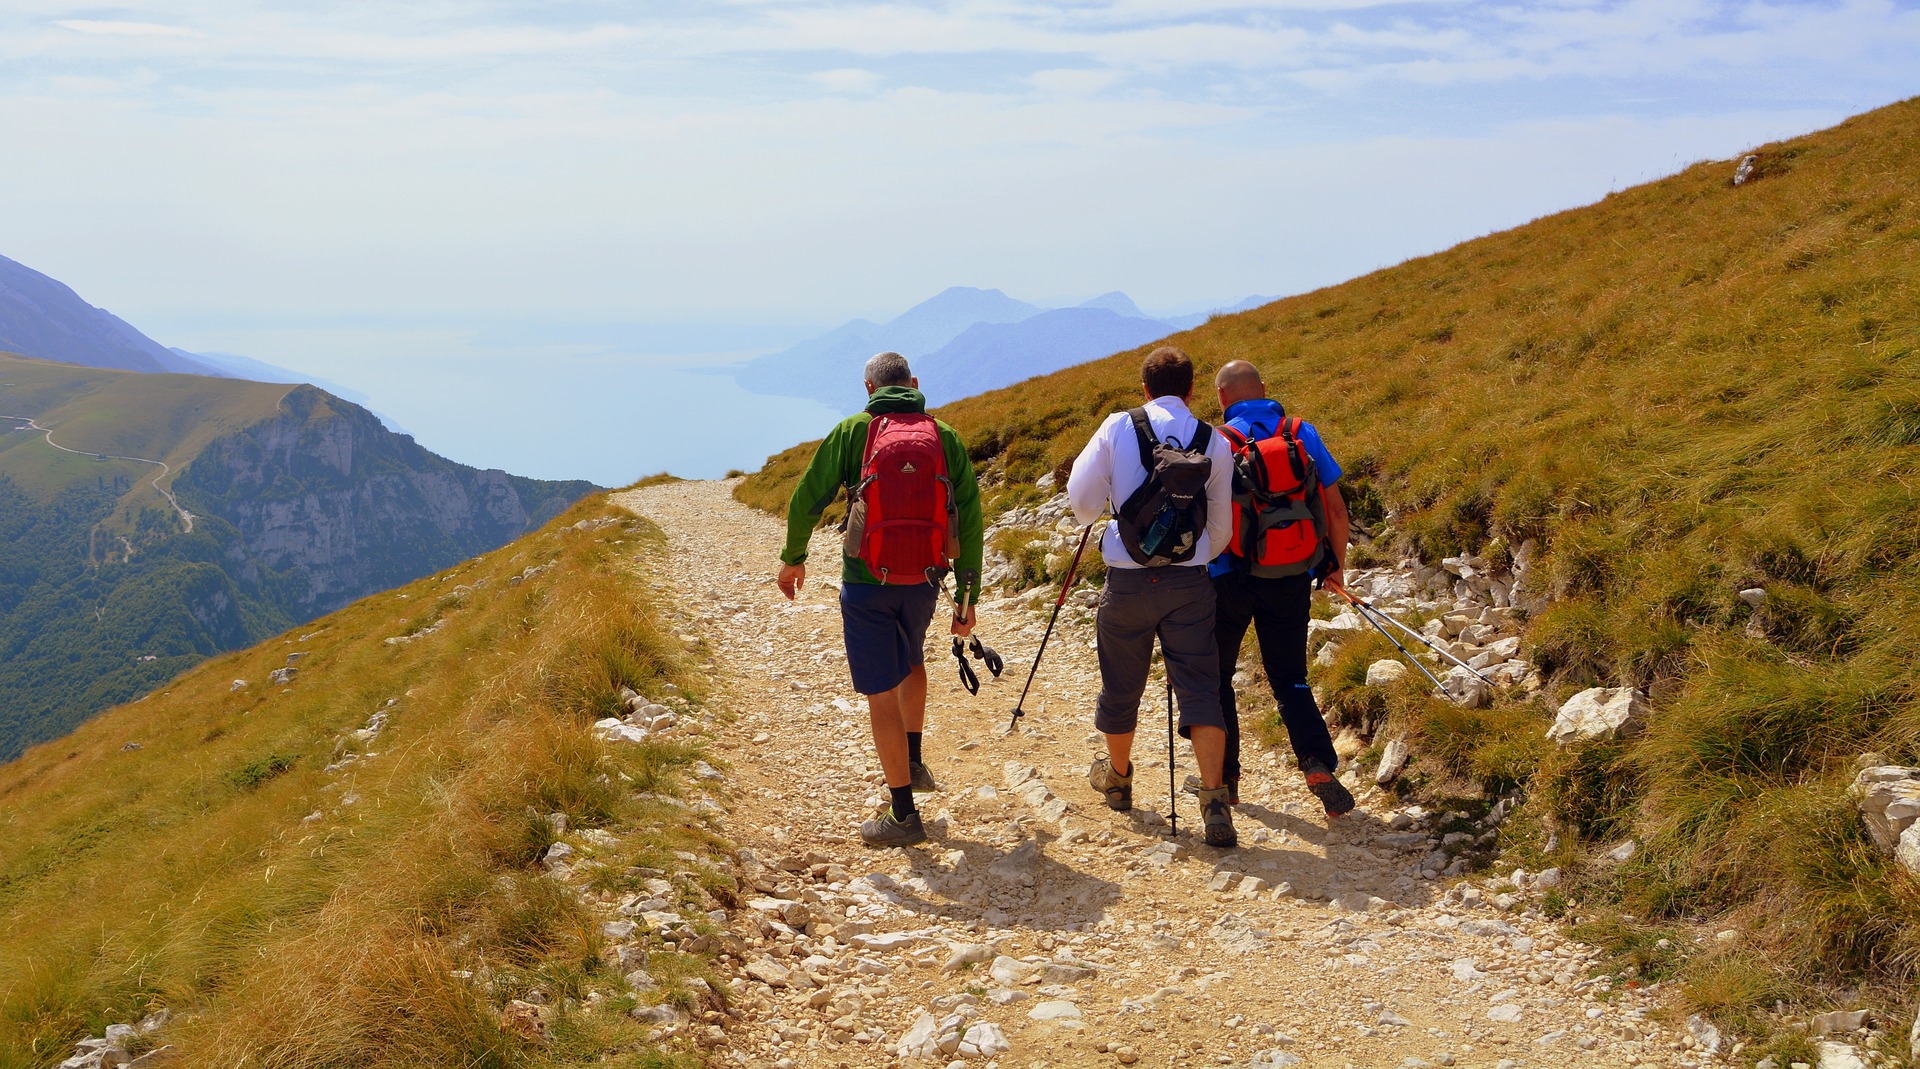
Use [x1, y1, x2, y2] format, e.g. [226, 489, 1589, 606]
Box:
[1322, 566, 1348, 598]
[777, 563, 806, 600]
[950, 603, 976, 637]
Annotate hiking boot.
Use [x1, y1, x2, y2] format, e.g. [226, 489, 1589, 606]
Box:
[859, 805, 927, 848]
[1198, 785, 1237, 848]
[1181, 773, 1240, 805]
[909, 761, 938, 793]
[1303, 761, 1356, 818]
[1088, 756, 1132, 811]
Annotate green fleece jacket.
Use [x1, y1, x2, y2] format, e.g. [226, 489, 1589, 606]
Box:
[781, 386, 984, 603]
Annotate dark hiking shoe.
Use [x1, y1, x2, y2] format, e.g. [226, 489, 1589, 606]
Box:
[1181, 773, 1241, 805]
[1303, 762, 1356, 818]
[1199, 785, 1237, 848]
[1088, 756, 1132, 811]
[909, 761, 938, 793]
[859, 806, 926, 848]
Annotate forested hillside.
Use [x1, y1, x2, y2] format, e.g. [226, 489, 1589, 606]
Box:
[0, 355, 595, 761]
[740, 97, 1920, 1020]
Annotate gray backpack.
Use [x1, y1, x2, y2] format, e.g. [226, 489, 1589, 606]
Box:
[1114, 408, 1213, 566]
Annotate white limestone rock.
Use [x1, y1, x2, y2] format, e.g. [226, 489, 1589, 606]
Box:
[1816, 1040, 1868, 1069]
[1366, 659, 1408, 687]
[1851, 766, 1920, 860]
[1376, 736, 1410, 785]
[1440, 665, 1491, 709]
[1546, 687, 1647, 745]
[1029, 1000, 1082, 1022]
[958, 1022, 1010, 1056]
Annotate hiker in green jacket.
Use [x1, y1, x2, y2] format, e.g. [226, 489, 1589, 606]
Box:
[777, 352, 985, 847]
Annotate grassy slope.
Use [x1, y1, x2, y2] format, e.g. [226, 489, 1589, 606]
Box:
[0, 353, 292, 503]
[740, 99, 1920, 1029]
[0, 494, 727, 1069]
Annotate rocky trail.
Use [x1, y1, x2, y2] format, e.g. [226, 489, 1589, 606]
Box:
[610, 479, 1702, 1069]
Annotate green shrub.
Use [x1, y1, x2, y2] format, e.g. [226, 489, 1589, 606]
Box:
[228, 752, 298, 791]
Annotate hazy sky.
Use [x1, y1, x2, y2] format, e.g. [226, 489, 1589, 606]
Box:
[0, 2, 1914, 480]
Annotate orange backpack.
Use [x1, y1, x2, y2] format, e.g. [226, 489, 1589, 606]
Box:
[1219, 417, 1332, 578]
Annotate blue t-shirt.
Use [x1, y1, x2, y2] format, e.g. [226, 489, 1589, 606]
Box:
[1208, 398, 1342, 576]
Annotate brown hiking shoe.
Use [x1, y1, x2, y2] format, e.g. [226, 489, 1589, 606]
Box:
[1303, 761, 1356, 818]
[1088, 756, 1132, 811]
[1198, 785, 1237, 848]
[1182, 773, 1240, 805]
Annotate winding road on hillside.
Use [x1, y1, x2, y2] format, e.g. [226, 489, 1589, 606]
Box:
[1, 413, 196, 533]
[614, 480, 1699, 1069]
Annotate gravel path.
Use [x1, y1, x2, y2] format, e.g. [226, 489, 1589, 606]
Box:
[612, 479, 1699, 1069]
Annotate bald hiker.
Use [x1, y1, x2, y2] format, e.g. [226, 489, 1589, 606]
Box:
[1207, 359, 1355, 818]
[777, 352, 985, 848]
[1067, 345, 1241, 847]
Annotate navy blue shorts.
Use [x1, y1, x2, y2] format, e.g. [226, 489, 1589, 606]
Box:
[840, 581, 940, 695]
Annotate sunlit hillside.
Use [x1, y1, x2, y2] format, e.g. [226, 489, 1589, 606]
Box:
[0, 355, 596, 762]
[740, 97, 1920, 1018]
[0, 492, 726, 1069]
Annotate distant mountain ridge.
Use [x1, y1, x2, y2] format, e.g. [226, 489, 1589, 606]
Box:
[0, 254, 218, 375]
[1, 252, 366, 406]
[916, 307, 1179, 406]
[736, 286, 1270, 411]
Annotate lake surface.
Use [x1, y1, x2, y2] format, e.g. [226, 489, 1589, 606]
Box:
[160, 324, 842, 487]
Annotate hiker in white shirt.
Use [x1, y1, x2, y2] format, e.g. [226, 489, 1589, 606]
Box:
[1065, 346, 1241, 847]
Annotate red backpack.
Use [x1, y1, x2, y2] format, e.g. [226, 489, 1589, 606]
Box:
[841, 413, 959, 584]
[1220, 417, 1332, 578]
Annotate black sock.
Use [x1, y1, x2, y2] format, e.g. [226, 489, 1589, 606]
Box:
[907, 732, 924, 765]
[889, 783, 917, 820]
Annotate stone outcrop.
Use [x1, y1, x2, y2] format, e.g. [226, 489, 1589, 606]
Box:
[1851, 766, 1920, 874]
[1546, 687, 1648, 745]
[175, 386, 596, 618]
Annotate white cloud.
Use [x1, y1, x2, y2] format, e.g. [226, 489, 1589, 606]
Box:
[53, 19, 199, 37]
[811, 67, 883, 91]
[1027, 67, 1123, 94]
[0, 0, 1912, 341]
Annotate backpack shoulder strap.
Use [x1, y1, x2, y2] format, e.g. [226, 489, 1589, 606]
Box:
[1188, 419, 1213, 454]
[854, 414, 886, 483]
[1126, 407, 1158, 470]
[1218, 424, 1248, 451]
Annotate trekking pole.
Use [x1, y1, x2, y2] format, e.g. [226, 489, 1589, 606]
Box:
[1335, 587, 1497, 688]
[1006, 522, 1096, 733]
[1328, 585, 1457, 699]
[1165, 673, 1179, 837]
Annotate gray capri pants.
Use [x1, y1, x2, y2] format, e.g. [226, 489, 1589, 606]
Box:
[1093, 565, 1227, 738]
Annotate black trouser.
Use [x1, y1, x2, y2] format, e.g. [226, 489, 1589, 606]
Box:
[1212, 569, 1338, 782]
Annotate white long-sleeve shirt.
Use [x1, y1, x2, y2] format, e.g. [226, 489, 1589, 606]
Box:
[1066, 395, 1234, 569]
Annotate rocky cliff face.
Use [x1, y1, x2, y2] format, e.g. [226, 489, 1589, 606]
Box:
[175, 385, 596, 616]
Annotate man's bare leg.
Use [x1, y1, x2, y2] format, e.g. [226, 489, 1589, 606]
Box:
[1104, 730, 1135, 776]
[869, 689, 910, 791]
[870, 663, 929, 787]
[898, 662, 927, 735]
[1189, 725, 1226, 789]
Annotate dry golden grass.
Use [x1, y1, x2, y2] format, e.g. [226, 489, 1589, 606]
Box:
[0, 493, 718, 1068]
[739, 98, 1920, 1019]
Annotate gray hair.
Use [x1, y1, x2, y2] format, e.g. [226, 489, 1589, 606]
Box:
[864, 351, 913, 387]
